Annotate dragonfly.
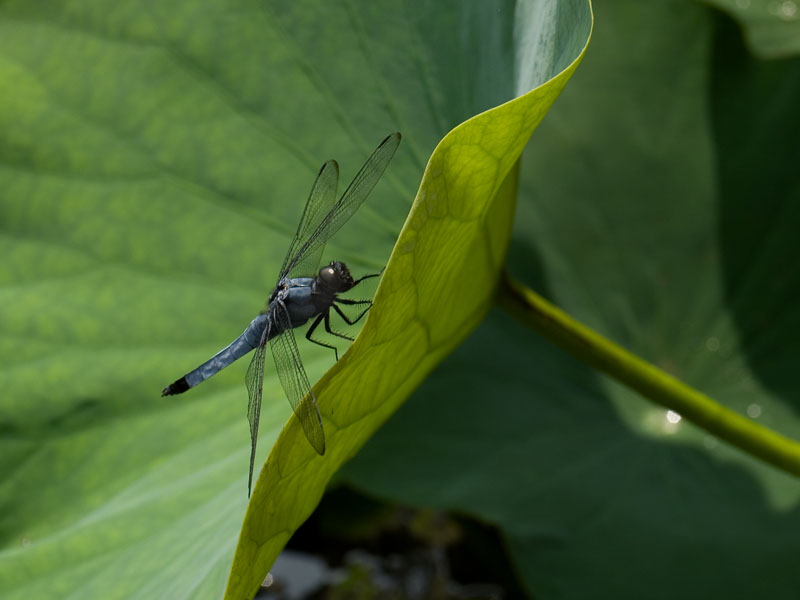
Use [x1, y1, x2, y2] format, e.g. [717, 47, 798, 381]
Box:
[162, 132, 401, 494]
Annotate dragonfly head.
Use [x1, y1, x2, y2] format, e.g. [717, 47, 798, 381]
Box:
[318, 261, 354, 293]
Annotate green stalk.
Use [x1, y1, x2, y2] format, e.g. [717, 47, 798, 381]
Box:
[497, 270, 800, 477]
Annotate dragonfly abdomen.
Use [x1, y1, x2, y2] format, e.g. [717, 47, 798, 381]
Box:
[161, 312, 272, 396]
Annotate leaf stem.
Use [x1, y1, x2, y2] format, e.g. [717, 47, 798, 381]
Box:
[497, 270, 800, 477]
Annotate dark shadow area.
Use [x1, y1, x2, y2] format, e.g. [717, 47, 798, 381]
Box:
[260, 486, 523, 599]
[712, 11, 800, 411]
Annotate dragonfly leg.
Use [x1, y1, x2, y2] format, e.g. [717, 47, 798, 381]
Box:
[325, 311, 354, 341]
[306, 312, 339, 361]
[332, 300, 372, 325]
[335, 298, 372, 306]
[351, 269, 383, 287]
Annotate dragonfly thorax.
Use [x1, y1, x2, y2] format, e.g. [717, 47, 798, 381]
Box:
[316, 261, 354, 294]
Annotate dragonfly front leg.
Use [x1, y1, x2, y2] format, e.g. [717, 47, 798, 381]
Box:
[350, 270, 383, 287]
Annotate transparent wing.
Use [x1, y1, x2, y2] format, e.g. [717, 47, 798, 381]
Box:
[269, 301, 326, 455]
[279, 160, 339, 279]
[245, 319, 271, 497]
[283, 132, 401, 279]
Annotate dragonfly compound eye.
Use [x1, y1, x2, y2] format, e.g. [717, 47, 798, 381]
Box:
[319, 266, 337, 284]
[319, 262, 354, 291]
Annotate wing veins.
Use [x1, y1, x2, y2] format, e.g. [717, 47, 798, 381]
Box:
[270, 302, 325, 454]
[245, 317, 271, 496]
[283, 132, 401, 279]
[279, 160, 339, 278]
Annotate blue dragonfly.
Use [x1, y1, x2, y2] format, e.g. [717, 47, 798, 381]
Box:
[162, 133, 401, 493]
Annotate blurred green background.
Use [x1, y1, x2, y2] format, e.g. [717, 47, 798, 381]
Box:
[2, 0, 800, 598]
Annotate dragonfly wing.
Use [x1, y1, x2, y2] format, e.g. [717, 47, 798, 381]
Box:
[245, 321, 271, 497]
[284, 132, 401, 279]
[269, 302, 326, 455]
[279, 159, 339, 279]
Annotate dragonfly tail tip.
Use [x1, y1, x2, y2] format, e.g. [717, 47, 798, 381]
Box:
[161, 377, 189, 396]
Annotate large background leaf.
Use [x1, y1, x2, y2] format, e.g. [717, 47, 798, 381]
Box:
[0, 1, 590, 598]
[342, 1, 800, 598]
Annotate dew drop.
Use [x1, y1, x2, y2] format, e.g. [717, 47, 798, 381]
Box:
[746, 403, 762, 418]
